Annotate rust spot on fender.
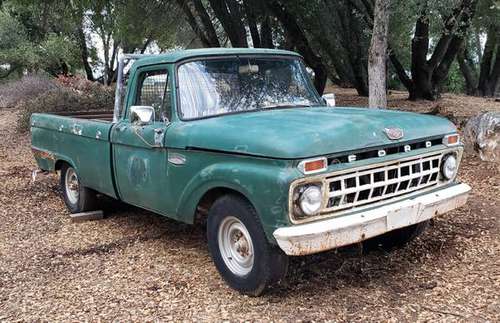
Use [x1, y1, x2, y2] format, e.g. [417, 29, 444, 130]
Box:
[32, 148, 55, 161]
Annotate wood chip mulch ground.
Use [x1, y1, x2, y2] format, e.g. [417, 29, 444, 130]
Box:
[0, 92, 499, 321]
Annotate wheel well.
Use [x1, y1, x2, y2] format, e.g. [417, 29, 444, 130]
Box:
[54, 160, 70, 171]
[194, 187, 249, 224]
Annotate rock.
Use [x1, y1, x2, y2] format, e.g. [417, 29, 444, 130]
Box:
[463, 112, 500, 162]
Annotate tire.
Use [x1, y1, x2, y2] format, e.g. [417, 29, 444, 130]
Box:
[207, 194, 288, 296]
[363, 220, 430, 251]
[60, 163, 98, 213]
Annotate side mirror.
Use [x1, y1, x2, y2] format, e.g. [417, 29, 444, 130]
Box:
[322, 93, 336, 107]
[130, 105, 154, 125]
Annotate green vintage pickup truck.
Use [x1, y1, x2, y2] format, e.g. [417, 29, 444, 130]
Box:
[31, 48, 470, 295]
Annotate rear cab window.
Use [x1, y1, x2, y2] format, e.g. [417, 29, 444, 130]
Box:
[135, 69, 172, 122]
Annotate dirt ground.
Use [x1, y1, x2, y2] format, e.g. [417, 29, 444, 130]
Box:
[0, 92, 499, 321]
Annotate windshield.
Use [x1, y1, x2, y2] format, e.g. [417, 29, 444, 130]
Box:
[177, 56, 323, 119]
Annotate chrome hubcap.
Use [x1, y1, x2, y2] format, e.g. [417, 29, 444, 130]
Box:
[65, 168, 79, 205]
[218, 216, 254, 276]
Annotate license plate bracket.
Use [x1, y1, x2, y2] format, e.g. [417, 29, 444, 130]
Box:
[386, 202, 423, 230]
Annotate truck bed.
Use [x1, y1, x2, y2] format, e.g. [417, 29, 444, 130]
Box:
[49, 110, 114, 122]
[31, 112, 117, 198]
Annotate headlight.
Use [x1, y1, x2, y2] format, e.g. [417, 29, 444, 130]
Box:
[441, 153, 458, 180]
[299, 185, 322, 216]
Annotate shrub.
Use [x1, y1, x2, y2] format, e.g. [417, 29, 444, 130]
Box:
[0, 73, 60, 108]
[16, 76, 114, 132]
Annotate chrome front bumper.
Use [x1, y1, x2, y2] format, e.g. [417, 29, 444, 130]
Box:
[273, 183, 471, 256]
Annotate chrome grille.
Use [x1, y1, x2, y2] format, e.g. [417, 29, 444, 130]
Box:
[324, 152, 443, 213]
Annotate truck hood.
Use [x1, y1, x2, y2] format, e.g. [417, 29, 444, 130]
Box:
[167, 107, 456, 159]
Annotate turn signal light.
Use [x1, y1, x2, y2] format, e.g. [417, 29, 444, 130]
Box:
[443, 134, 460, 146]
[298, 157, 327, 174]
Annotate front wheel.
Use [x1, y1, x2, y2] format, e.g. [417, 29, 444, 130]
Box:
[207, 195, 288, 296]
[60, 164, 97, 213]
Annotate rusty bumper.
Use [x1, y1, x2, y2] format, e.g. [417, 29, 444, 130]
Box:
[273, 183, 471, 256]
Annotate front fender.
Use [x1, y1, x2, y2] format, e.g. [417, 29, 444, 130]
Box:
[175, 158, 298, 242]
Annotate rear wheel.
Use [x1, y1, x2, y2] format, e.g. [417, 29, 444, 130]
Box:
[207, 195, 288, 296]
[60, 164, 97, 213]
[363, 221, 430, 251]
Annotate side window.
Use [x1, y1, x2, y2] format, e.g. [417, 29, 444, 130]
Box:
[136, 69, 171, 122]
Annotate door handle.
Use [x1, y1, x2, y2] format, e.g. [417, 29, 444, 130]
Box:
[154, 128, 165, 146]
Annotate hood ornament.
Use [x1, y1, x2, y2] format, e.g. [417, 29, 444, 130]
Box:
[384, 127, 404, 140]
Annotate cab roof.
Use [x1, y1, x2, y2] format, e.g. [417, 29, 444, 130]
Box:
[130, 48, 302, 68]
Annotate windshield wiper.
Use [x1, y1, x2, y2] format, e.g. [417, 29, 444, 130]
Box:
[259, 103, 312, 110]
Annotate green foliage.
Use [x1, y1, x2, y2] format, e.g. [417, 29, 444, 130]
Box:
[442, 61, 465, 93]
[0, 9, 26, 49]
[284, 0, 371, 93]
[114, 1, 181, 51]
[1, 0, 498, 97]
[38, 34, 81, 74]
[475, 0, 500, 28]
[0, 7, 81, 77]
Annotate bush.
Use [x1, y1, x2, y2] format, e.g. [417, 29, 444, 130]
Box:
[442, 61, 465, 94]
[0, 73, 60, 108]
[16, 76, 114, 132]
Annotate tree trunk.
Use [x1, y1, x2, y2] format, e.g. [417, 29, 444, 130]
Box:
[457, 45, 478, 95]
[260, 15, 274, 48]
[107, 40, 119, 84]
[101, 32, 110, 85]
[76, 24, 94, 81]
[225, 0, 248, 47]
[314, 0, 369, 94]
[409, 7, 434, 100]
[243, 0, 261, 47]
[71, 2, 94, 81]
[432, 0, 478, 93]
[268, 1, 327, 94]
[176, 0, 220, 47]
[339, 1, 369, 96]
[386, 0, 478, 100]
[368, 0, 390, 108]
[477, 25, 500, 97]
[208, 0, 248, 47]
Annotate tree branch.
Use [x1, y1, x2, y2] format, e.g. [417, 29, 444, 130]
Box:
[411, 7, 430, 71]
[243, 0, 261, 47]
[426, 0, 471, 70]
[457, 44, 478, 94]
[433, 0, 478, 87]
[208, 0, 247, 47]
[268, 1, 327, 94]
[478, 24, 497, 89]
[176, 0, 219, 47]
[192, 0, 221, 47]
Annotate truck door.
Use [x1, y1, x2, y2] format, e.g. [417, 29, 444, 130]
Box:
[110, 64, 174, 215]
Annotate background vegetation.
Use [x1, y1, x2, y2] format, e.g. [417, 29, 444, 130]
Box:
[0, 0, 498, 119]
